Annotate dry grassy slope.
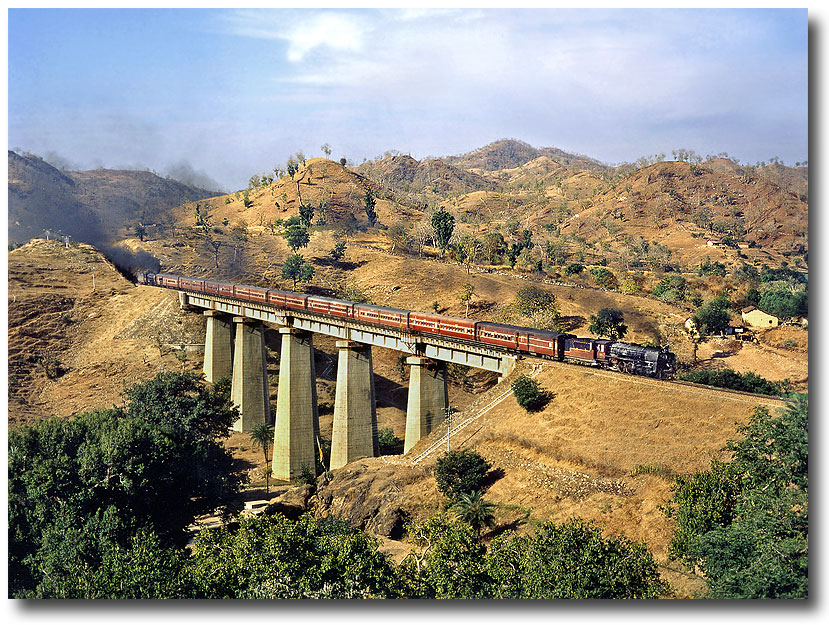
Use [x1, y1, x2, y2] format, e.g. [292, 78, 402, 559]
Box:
[169, 158, 421, 234]
[467, 360, 787, 597]
[559, 161, 806, 264]
[438, 157, 806, 271]
[8, 151, 219, 244]
[355, 154, 498, 196]
[7, 239, 207, 427]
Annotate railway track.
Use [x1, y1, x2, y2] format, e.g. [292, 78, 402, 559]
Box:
[529, 356, 789, 408]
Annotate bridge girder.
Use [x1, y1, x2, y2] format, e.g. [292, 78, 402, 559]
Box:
[182, 292, 516, 376]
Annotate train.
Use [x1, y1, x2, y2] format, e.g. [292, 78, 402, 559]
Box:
[142, 272, 676, 379]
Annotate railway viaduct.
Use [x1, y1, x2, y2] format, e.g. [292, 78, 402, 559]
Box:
[171, 289, 517, 480]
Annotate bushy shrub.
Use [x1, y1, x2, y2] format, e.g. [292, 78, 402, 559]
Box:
[563, 262, 585, 276]
[377, 428, 403, 455]
[680, 368, 788, 396]
[511, 374, 549, 411]
[434, 450, 492, 500]
[663, 398, 808, 598]
[590, 267, 618, 289]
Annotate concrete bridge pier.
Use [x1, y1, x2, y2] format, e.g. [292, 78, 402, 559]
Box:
[203, 310, 233, 383]
[330, 341, 378, 470]
[230, 317, 270, 432]
[272, 328, 319, 480]
[404, 357, 449, 454]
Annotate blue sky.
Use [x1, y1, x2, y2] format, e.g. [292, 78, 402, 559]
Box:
[7, 7, 809, 191]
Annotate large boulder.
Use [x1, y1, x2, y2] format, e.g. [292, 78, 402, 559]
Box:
[263, 484, 315, 520]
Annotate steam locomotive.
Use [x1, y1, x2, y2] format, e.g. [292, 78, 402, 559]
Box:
[143, 272, 676, 379]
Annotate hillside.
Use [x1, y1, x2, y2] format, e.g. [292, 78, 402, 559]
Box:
[7, 138, 808, 599]
[8, 150, 220, 246]
[444, 138, 611, 173]
[356, 154, 498, 198]
[558, 160, 808, 269]
[8, 224, 807, 598]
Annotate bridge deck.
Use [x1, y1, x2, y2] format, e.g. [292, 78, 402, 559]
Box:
[180, 291, 517, 375]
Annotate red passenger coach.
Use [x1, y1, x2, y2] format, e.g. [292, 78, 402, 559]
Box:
[159, 274, 180, 289]
[437, 316, 476, 340]
[409, 312, 442, 334]
[354, 304, 409, 329]
[233, 284, 268, 303]
[207, 281, 235, 297]
[267, 289, 288, 308]
[526, 331, 569, 358]
[307, 296, 354, 318]
[476, 322, 519, 349]
[283, 293, 308, 311]
[179, 277, 205, 292]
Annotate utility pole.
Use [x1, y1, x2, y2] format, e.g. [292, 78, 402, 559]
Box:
[445, 406, 454, 453]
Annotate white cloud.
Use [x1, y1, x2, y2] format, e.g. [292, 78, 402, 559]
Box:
[221, 10, 369, 62]
[283, 12, 367, 62]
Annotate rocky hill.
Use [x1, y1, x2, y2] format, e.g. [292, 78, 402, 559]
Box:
[8, 150, 220, 246]
[356, 154, 498, 197]
[445, 138, 611, 173]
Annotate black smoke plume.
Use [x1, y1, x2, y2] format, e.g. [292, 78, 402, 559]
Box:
[99, 243, 162, 281]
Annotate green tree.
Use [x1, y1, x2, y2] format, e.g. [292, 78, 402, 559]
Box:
[431, 207, 455, 256]
[8, 372, 244, 596]
[692, 296, 732, 337]
[281, 253, 314, 290]
[590, 266, 618, 289]
[188, 514, 402, 598]
[330, 240, 347, 262]
[663, 398, 808, 598]
[758, 289, 803, 320]
[564, 262, 584, 276]
[364, 190, 378, 227]
[485, 518, 670, 599]
[513, 285, 559, 330]
[23, 526, 190, 599]
[133, 222, 147, 242]
[514, 285, 555, 317]
[283, 223, 310, 252]
[450, 490, 496, 537]
[298, 203, 315, 228]
[481, 232, 506, 264]
[588, 307, 628, 340]
[456, 234, 481, 274]
[249, 422, 275, 493]
[434, 450, 492, 500]
[679, 368, 787, 396]
[286, 156, 299, 179]
[401, 514, 492, 599]
[652, 275, 687, 301]
[377, 427, 403, 455]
